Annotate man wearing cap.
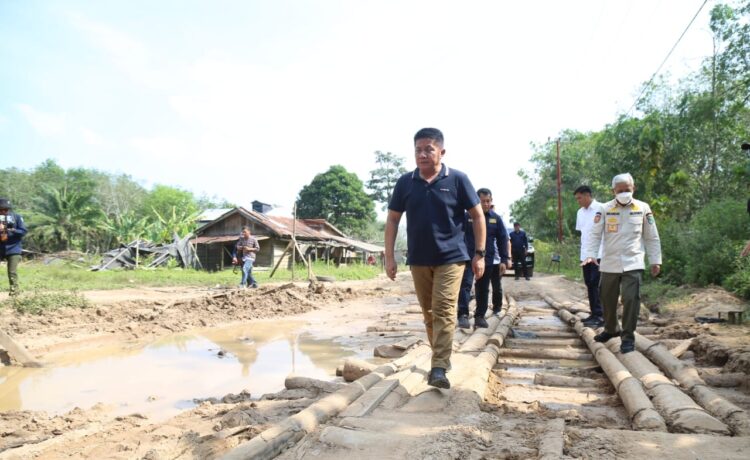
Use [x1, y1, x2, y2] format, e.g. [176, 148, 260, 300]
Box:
[574, 185, 605, 328]
[582, 173, 662, 353]
[385, 127, 486, 389]
[457, 188, 508, 329]
[0, 199, 28, 296]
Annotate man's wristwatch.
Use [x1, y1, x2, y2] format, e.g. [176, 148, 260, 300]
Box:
[475, 249, 486, 258]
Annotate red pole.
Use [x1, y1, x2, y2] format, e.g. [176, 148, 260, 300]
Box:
[556, 139, 563, 243]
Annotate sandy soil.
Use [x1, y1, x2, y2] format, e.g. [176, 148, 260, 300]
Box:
[1, 273, 749, 459]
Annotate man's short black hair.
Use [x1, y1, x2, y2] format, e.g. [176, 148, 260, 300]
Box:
[514, 222, 520, 226]
[574, 185, 592, 195]
[414, 128, 444, 146]
[477, 188, 492, 197]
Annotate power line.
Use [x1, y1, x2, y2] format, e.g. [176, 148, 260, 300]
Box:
[625, 0, 709, 116]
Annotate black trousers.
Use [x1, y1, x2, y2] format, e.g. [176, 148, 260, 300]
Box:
[512, 249, 528, 278]
[582, 261, 603, 317]
[490, 263, 503, 312]
[457, 261, 493, 318]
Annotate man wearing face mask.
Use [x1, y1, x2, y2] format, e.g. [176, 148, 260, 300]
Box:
[582, 173, 661, 354]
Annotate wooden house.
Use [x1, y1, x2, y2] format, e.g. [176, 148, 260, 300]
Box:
[193, 207, 384, 271]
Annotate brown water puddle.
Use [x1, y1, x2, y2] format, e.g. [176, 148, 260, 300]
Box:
[0, 319, 359, 420]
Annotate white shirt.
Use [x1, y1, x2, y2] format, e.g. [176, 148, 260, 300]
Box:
[584, 198, 662, 273]
[576, 200, 603, 261]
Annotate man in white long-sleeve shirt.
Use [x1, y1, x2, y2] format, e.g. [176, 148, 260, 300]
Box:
[582, 173, 662, 353]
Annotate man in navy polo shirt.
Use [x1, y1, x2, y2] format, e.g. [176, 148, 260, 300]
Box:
[385, 127, 486, 389]
[457, 188, 508, 329]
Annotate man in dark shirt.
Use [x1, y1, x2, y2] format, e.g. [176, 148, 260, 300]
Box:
[0, 198, 27, 296]
[385, 128, 486, 389]
[509, 222, 530, 280]
[231, 226, 260, 288]
[457, 188, 508, 329]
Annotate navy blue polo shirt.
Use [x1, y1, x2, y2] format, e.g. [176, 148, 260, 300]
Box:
[389, 164, 480, 266]
[465, 209, 509, 264]
[509, 230, 528, 252]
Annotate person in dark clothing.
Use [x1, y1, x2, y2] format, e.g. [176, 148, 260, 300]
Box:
[509, 222, 529, 280]
[457, 188, 509, 329]
[0, 198, 28, 295]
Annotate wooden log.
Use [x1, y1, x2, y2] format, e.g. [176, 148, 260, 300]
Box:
[342, 358, 378, 382]
[366, 325, 421, 333]
[498, 348, 594, 361]
[512, 330, 580, 339]
[538, 418, 565, 460]
[487, 299, 523, 348]
[669, 339, 693, 359]
[0, 329, 43, 368]
[456, 296, 522, 400]
[458, 314, 502, 352]
[702, 373, 748, 388]
[554, 307, 666, 431]
[260, 282, 295, 295]
[284, 375, 344, 393]
[600, 338, 730, 435]
[392, 337, 421, 350]
[635, 333, 750, 436]
[533, 373, 608, 389]
[339, 366, 412, 417]
[506, 338, 585, 348]
[221, 344, 431, 460]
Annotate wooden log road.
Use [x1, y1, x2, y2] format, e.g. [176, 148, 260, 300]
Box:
[221, 289, 750, 459]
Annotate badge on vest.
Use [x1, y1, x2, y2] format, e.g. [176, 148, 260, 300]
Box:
[607, 224, 619, 233]
[489, 218, 497, 224]
[594, 212, 602, 224]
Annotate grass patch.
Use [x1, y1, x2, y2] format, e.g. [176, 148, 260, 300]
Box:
[10, 290, 90, 315]
[3, 259, 387, 292]
[533, 240, 583, 280]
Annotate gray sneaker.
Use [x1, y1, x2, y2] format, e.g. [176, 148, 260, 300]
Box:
[458, 315, 471, 329]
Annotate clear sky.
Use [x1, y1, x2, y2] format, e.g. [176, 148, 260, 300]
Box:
[0, 0, 715, 219]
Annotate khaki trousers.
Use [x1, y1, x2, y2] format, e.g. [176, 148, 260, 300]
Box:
[600, 270, 643, 342]
[410, 263, 464, 369]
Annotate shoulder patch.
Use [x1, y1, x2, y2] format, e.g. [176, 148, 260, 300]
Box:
[646, 212, 655, 225]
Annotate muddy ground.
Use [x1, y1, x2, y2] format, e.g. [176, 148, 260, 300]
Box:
[0, 273, 749, 459]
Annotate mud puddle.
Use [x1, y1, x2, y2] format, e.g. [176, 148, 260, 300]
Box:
[0, 319, 360, 420]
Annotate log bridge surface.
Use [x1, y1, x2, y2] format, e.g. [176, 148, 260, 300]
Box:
[222, 289, 750, 459]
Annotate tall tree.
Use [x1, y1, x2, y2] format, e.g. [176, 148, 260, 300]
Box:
[296, 165, 376, 237]
[366, 151, 408, 210]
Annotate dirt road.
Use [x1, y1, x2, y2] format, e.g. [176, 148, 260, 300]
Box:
[1, 273, 749, 459]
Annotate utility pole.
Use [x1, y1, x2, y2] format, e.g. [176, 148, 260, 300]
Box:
[292, 203, 297, 281]
[556, 139, 563, 243]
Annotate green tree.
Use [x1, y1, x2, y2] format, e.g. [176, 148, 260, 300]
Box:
[141, 185, 198, 220]
[366, 151, 408, 210]
[30, 184, 103, 251]
[296, 165, 376, 237]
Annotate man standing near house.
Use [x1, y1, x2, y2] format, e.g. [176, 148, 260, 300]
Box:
[583, 173, 662, 353]
[385, 128, 486, 389]
[0, 198, 27, 296]
[232, 226, 260, 288]
[575, 185, 605, 327]
[509, 222, 530, 280]
[457, 188, 508, 329]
